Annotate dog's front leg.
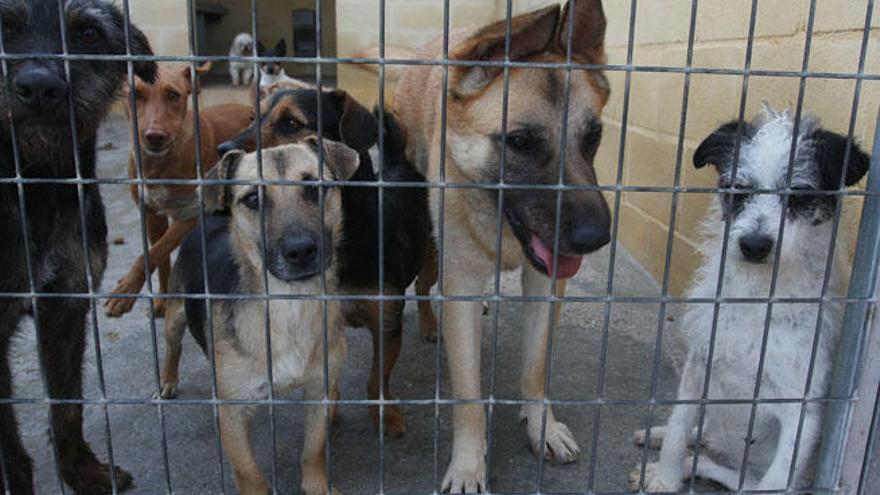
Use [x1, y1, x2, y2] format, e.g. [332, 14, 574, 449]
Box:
[219, 403, 267, 495]
[630, 349, 705, 492]
[301, 371, 339, 495]
[518, 266, 580, 464]
[105, 217, 197, 317]
[440, 272, 489, 493]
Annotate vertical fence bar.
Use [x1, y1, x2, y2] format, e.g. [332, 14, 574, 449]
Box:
[816, 108, 880, 491]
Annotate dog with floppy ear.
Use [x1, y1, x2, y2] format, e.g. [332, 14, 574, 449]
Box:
[213, 87, 437, 438]
[358, 1, 612, 491]
[104, 62, 252, 317]
[629, 108, 870, 492]
[162, 141, 358, 495]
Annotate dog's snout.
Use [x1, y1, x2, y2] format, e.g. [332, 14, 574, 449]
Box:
[739, 234, 773, 263]
[144, 129, 169, 150]
[13, 67, 67, 111]
[568, 219, 611, 254]
[281, 236, 318, 267]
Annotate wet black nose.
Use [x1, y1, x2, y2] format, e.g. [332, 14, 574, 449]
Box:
[13, 68, 67, 111]
[281, 236, 317, 267]
[739, 234, 773, 263]
[568, 220, 611, 254]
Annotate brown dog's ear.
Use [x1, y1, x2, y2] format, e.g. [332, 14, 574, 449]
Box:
[307, 137, 360, 181]
[333, 90, 378, 152]
[555, 0, 606, 64]
[204, 150, 245, 212]
[180, 62, 212, 94]
[450, 4, 560, 98]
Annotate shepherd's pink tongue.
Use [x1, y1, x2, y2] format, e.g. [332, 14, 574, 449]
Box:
[529, 234, 583, 279]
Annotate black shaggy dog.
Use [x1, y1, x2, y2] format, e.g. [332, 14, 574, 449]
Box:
[0, 1, 156, 493]
[212, 89, 436, 437]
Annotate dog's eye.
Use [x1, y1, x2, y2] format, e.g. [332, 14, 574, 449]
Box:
[787, 185, 816, 209]
[167, 91, 181, 103]
[78, 26, 101, 45]
[240, 192, 260, 210]
[504, 131, 542, 154]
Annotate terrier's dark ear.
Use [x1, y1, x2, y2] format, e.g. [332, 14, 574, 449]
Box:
[812, 129, 870, 188]
[204, 150, 245, 212]
[694, 121, 750, 171]
[275, 38, 287, 57]
[555, 0, 606, 65]
[307, 137, 360, 181]
[450, 4, 560, 98]
[257, 41, 266, 57]
[332, 90, 378, 152]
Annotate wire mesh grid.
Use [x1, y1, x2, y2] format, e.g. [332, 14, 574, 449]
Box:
[0, 0, 878, 494]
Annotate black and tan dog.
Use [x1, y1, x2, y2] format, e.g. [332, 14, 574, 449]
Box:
[162, 141, 357, 495]
[0, 1, 156, 493]
[359, 1, 611, 491]
[212, 88, 437, 437]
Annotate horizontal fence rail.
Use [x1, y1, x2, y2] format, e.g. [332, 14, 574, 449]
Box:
[0, 0, 877, 494]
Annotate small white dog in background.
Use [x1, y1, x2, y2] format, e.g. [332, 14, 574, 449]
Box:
[228, 32, 253, 86]
[629, 107, 870, 492]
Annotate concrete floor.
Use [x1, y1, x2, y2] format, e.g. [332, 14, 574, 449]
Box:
[12, 114, 715, 494]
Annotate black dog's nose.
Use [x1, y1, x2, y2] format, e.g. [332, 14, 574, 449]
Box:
[282, 236, 318, 266]
[569, 220, 611, 254]
[13, 68, 67, 111]
[739, 233, 773, 262]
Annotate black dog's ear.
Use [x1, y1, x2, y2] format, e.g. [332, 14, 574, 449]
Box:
[694, 121, 750, 170]
[556, 0, 606, 65]
[450, 4, 560, 98]
[811, 129, 870, 188]
[107, 6, 157, 83]
[332, 90, 378, 152]
[257, 41, 266, 57]
[204, 150, 245, 212]
[307, 137, 360, 181]
[128, 23, 158, 84]
[275, 38, 287, 57]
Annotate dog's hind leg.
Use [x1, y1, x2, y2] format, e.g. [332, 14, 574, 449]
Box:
[415, 237, 438, 342]
[519, 267, 580, 464]
[146, 212, 171, 317]
[156, 297, 186, 399]
[36, 296, 133, 493]
[755, 403, 820, 491]
[0, 328, 35, 494]
[363, 298, 407, 437]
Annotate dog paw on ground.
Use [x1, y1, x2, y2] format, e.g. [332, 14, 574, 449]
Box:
[152, 382, 178, 400]
[65, 462, 133, 495]
[441, 457, 486, 493]
[633, 428, 663, 449]
[628, 462, 683, 492]
[369, 404, 407, 437]
[520, 407, 580, 463]
[301, 481, 340, 495]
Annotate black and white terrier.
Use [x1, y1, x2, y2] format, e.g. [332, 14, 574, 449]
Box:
[630, 106, 870, 492]
[256, 38, 294, 89]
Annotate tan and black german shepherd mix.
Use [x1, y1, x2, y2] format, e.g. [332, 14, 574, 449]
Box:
[162, 141, 358, 494]
[360, 1, 611, 491]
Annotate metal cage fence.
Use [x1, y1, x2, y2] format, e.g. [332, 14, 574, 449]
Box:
[0, 0, 878, 494]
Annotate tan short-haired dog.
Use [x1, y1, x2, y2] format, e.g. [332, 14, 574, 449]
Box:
[163, 141, 359, 495]
[104, 62, 252, 317]
[360, 1, 612, 491]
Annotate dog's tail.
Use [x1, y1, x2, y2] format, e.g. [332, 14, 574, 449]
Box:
[352, 45, 416, 83]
